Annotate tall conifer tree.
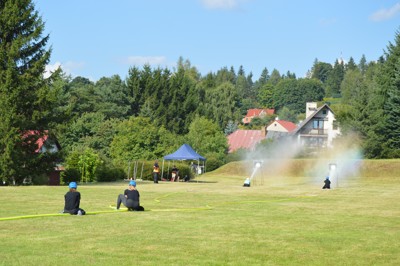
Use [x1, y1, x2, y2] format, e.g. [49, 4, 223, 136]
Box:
[0, 0, 55, 184]
[381, 30, 400, 157]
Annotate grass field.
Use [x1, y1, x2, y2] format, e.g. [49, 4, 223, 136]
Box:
[1, 160, 399, 265]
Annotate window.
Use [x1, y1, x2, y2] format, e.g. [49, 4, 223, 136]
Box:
[313, 120, 324, 129]
[312, 119, 324, 134]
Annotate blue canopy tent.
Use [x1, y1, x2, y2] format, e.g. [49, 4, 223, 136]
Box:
[162, 144, 206, 180]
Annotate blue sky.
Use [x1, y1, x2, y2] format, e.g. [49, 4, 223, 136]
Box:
[36, 0, 400, 81]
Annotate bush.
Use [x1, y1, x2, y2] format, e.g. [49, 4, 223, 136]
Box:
[96, 166, 126, 182]
[113, 160, 197, 181]
[61, 168, 81, 185]
[32, 174, 49, 185]
[205, 156, 223, 172]
[225, 148, 247, 163]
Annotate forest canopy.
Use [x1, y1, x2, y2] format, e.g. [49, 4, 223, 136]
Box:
[1, 0, 400, 184]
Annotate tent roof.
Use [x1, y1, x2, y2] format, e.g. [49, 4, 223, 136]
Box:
[164, 144, 206, 161]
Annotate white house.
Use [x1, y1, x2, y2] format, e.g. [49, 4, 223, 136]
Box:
[292, 102, 340, 148]
[266, 119, 297, 140]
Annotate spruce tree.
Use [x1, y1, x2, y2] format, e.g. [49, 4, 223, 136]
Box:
[381, 29, 400, 157]
[0, 0, 55, 184]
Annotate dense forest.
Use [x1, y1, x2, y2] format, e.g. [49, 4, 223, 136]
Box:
[1, 1, 399, 185]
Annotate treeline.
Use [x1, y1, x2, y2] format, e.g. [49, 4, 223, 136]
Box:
[1, 1, 399, 185]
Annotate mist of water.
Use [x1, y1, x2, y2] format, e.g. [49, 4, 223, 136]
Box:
[242, 136, 363, 187]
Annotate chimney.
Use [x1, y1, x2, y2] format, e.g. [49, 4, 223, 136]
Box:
[306, 102, 317, 118]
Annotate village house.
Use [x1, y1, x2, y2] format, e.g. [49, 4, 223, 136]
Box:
[242, 108, 275, 124]
[292, 102, 340, 148]
[24, 131, 63, 185]
[266, 118, 297, 140]
[228, 103, 340, 153]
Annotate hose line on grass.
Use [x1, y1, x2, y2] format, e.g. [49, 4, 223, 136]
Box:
[0, 194, 313, 221]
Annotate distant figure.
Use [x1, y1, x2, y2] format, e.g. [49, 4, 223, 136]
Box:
[243, 178, 251, 187]
[171, 165, 179, 182]
[64, 182, 86, 215]
[322, 176, 331, 189]
[184, 175, 190, 182]
[153, 160, 160, 183]
[116, 180, 144, 211]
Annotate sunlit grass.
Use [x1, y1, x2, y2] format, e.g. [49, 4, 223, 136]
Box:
[1, 160, 399, 265]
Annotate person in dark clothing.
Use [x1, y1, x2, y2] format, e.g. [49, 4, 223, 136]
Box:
[64, 182, 86, 215]
[322, 176, 331, 189]
[116, 180, 144, 211]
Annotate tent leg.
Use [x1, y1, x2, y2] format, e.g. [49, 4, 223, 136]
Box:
[161, 159, 164, 180]
[140, 161, 144, 180]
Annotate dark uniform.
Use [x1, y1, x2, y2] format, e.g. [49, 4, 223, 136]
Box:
[117, 189, 144, 211]
[64, 191, 85, 215]
[322, 177, 331, 189]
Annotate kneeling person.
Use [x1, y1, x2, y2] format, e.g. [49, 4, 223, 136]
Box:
[64, 182, 86, 215]
[117, 180, 144, 211]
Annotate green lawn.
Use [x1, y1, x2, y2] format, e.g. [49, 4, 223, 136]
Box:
[1, 160, 399, 265]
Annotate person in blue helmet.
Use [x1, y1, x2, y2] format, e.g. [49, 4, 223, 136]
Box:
[64, 182, 86, 215]
[243, 177, 251, 187]
[116, 180, 144, 211]
[322, 176, 331, 189]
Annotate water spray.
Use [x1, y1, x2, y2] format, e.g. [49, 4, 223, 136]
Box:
[329, 163, 338, 188]
[244, 160, 264, 187]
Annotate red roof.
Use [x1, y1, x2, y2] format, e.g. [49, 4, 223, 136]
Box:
[23, 130, 50, 152]
[243, 108, 275, 124]
[245, 108, 275, 117]
[227, 130, 265, 153]
[276, 120, 297, 132]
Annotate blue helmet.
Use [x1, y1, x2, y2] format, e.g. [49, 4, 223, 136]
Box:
[129, 180, 136, 187]
[69, 182, 77, 189]
[326, 176, 330, 180]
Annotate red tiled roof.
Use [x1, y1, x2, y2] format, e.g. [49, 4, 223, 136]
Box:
[276, 120, 297, 132]
[243, 108, 275, 124]
[23, 130, 49, 152]
[227, 130, 265, 153]
[245, 108, 275, 117]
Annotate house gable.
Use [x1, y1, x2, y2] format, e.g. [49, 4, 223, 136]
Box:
[266, 119, 297, 140]
[267, 120, 297, 133]
[25, 130, 61, 153]
[292, 103, 340, 148]
[21, 130, 63, 185]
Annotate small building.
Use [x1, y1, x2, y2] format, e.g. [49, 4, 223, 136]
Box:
[242, 108, 275, 124]
[292, 103, 340, 148]
[26, 130, 63, 185]
[266, 119, 297, 140]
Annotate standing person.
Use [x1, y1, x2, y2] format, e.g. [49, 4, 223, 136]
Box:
[153, 160, 160, 183]
[322, 176, 331, 189]
[64, 182, 86, 215]
[116, 180, 144, 211]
